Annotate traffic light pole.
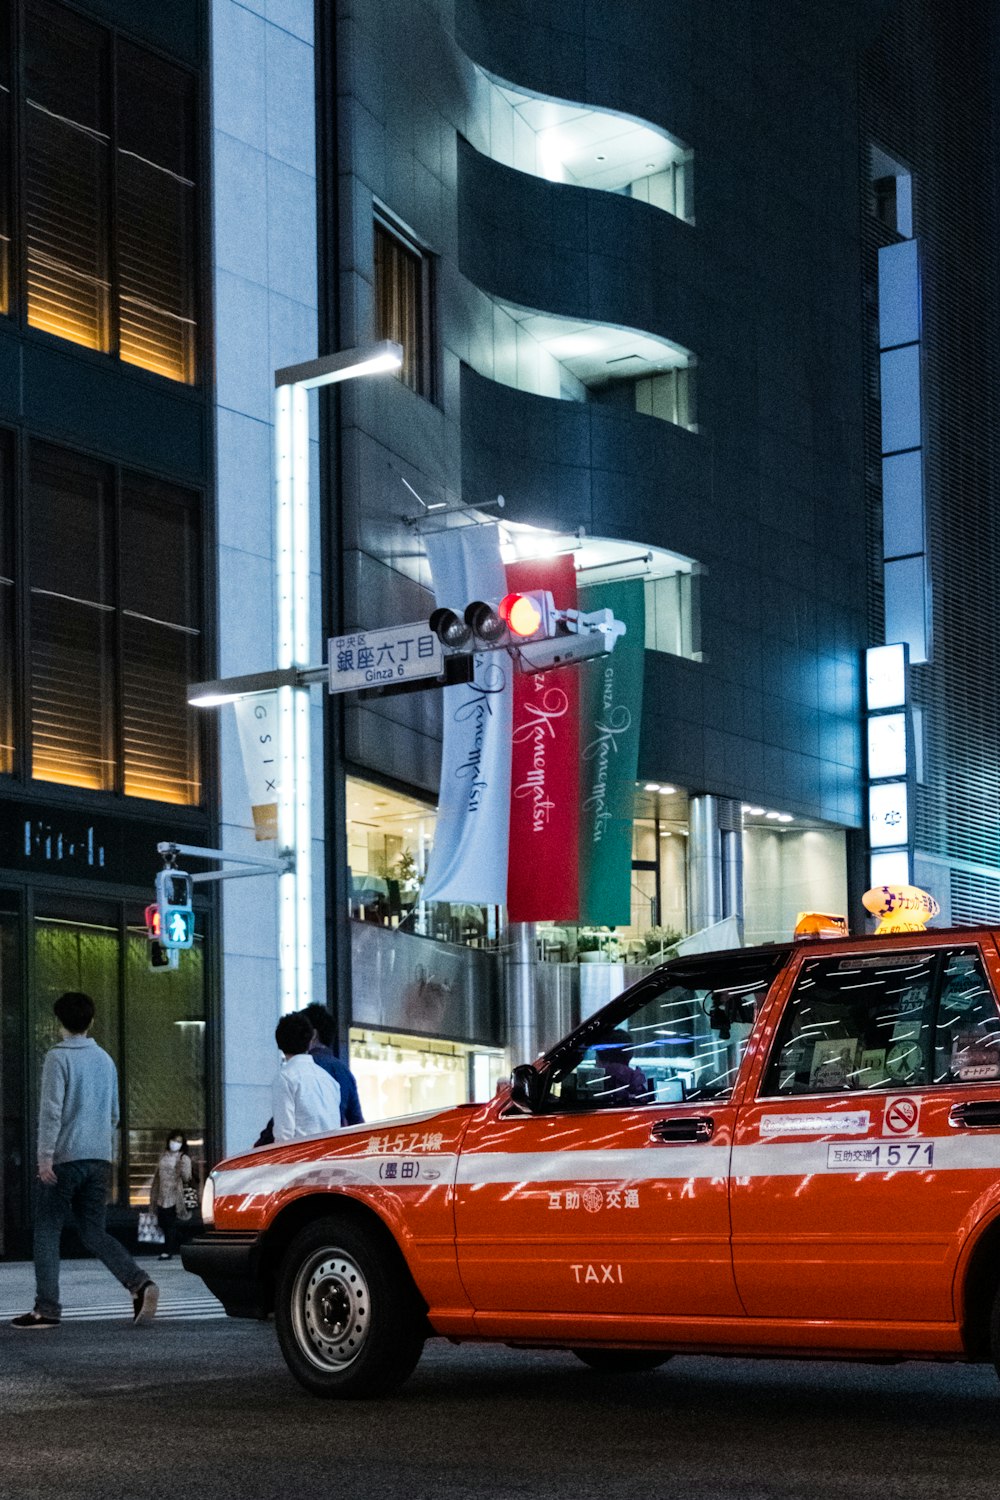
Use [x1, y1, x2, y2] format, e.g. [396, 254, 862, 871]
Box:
[156, 841, 289, 883]
[272, 343, 402, 1014]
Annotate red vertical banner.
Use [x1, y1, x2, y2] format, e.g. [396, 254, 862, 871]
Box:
[505, 555, 580, 921]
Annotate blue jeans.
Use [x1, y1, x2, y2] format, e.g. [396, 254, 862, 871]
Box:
[34, 1160, 147, 1320]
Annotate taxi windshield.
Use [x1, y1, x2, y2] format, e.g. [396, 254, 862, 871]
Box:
[546, 951, 787, 1110]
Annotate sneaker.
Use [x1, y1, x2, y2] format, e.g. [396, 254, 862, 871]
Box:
[132, 1280, 159, 1325]
[157, 1252, 172, 1261]
[11, 1311, 60, 1329]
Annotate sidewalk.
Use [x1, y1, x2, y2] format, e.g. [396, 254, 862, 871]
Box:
[0, 1254, 224, 1322]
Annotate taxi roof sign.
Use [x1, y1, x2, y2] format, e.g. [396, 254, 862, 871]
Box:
[793, 911, 848, 941]
[862, 883, 939, 934]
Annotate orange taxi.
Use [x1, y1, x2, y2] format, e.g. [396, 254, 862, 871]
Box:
[183, 909, 1000, 1398]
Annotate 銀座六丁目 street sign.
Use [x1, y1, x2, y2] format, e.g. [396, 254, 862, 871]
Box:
[328, 622, 443, 693]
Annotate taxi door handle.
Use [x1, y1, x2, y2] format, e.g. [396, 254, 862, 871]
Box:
[650, 1116, 715, 1144]
[949, 1100, 1000, 1129]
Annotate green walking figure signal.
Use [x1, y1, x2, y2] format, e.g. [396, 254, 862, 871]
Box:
[155, 868, 195, 950]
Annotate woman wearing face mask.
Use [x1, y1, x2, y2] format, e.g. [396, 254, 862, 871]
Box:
[148, 1131, 193, 1261]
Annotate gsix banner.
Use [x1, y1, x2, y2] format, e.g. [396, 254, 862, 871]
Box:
[422, 524, 645, 924]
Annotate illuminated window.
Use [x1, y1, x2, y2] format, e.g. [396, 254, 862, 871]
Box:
[115, 42, 197, 382]
[374, 214, 433, 398]
[24, 2, 111, 352]
[28, 443, 201, 803]
[8, 2, 198, 382]
[0, 433, 12, 773]
[0, 0, 11, 316]
[349, 1029, 504, 1122]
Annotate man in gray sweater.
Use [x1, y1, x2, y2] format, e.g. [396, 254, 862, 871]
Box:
[11, 991, 159, 1329]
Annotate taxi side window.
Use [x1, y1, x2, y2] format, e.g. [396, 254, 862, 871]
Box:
[933, 951, 1000, 1085]
[763, 947, 1000, 1096]
[546, 964, 777, 1111]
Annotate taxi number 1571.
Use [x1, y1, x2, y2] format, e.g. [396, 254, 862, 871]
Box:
[827, 1140, 934, 1170]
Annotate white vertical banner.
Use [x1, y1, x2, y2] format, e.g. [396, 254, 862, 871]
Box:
[233, 692, 280, 840]
[422, 525, 512, 904]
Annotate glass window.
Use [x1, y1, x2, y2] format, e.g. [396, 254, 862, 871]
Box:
[374, 215, 432, 398]
[1, 896, 24, 1255]
[0, 432, 12, 773]
[12, 3, 198, 380]
[347, 775, 497, 949]
[933, 950, 1000, 1086]
[349, 1028, 504, 1123]
[120, 477, 200, 803]
[28, 446, 111, 788]
[29, 900, 207, 1215]
[762, 946, 999, 1097]
[28, 447, 114, 790]
[124, 915, 206, 1205]
[115, 43, 196, 382]
[24, 1, 110, 351]
[27, 443, 201, 803]
[0, 0, 11, 316]
[546, 954, 786, 1110]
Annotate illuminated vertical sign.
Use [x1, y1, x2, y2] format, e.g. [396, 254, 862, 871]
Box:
[864, 643, 912, 890]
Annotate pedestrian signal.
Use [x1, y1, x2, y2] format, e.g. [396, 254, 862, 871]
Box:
[148, 939, 179, 972]
[155, 868, 195, 950]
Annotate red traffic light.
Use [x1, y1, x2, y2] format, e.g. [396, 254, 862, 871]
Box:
[500, 592, 544, 638]
[145, 903, 161, 940]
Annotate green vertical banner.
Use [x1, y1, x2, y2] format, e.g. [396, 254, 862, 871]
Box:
[577, 579, 645, 925]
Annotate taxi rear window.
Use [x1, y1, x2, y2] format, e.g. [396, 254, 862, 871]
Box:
[762, 945, 1000, 1096]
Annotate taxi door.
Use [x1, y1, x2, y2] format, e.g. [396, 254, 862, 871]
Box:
[454, 1096, 740, 1321]
[731, 938, 1000, 1325]
[453, 954, 789, 1325]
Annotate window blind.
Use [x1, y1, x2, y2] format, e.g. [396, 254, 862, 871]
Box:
[24, 103, 110, 349]
[375, 219, 425, 394]
[29, 591, 114, 790]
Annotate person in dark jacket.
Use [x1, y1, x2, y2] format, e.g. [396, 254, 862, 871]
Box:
[302, 1003, 364, 1125]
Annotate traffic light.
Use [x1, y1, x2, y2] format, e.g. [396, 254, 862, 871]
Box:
[145, 903, 179, 972]
[155, 868, 195, 950]
[428, 599, 510, 650]
[498, 590, 557, 641]
[429, 593, 558, 651]
[427, 591, 626, 674]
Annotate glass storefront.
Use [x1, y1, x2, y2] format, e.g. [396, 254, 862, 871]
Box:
[535, 782, 850, 961]
[1, 891, 207, 1256]
[349, 1028, 504, 1123]
[347, 776, 498, 948]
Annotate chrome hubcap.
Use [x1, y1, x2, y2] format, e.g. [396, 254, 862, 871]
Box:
[292, 1250, 370, 1372]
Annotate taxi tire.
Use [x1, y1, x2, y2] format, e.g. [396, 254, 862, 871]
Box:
[275, 1217, 425, 1399]
[572, 1349, 672, 1373]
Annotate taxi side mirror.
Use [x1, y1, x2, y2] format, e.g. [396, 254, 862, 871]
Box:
[509, 1063, 544, 1114]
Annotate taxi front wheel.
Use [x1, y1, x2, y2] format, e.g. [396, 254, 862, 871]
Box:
[572, 1349, 672, 1373]
[275, 1217, 425, 1398]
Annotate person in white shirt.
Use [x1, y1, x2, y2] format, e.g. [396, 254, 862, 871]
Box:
[272, 1012, 341, 1143]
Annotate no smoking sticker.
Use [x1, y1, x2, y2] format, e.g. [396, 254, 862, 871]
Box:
[883, 1095, 921, 1136]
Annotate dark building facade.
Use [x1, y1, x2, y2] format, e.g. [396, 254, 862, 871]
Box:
[859, 0, 1000, 921]
[4, 0, 999, 1252]
[0, 0, 216, 1255]
[311, 0, 882, 1110]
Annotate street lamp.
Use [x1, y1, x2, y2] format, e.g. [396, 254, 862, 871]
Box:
[189, 340, 402, 1015]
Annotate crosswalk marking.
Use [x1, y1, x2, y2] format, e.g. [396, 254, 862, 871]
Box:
[1, 1292, 225, 1323]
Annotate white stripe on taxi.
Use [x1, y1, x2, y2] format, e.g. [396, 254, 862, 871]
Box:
[214, 1131, 1000, 1204]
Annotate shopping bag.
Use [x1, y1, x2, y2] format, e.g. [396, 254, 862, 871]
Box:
[138, 1210, 164, 1245]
